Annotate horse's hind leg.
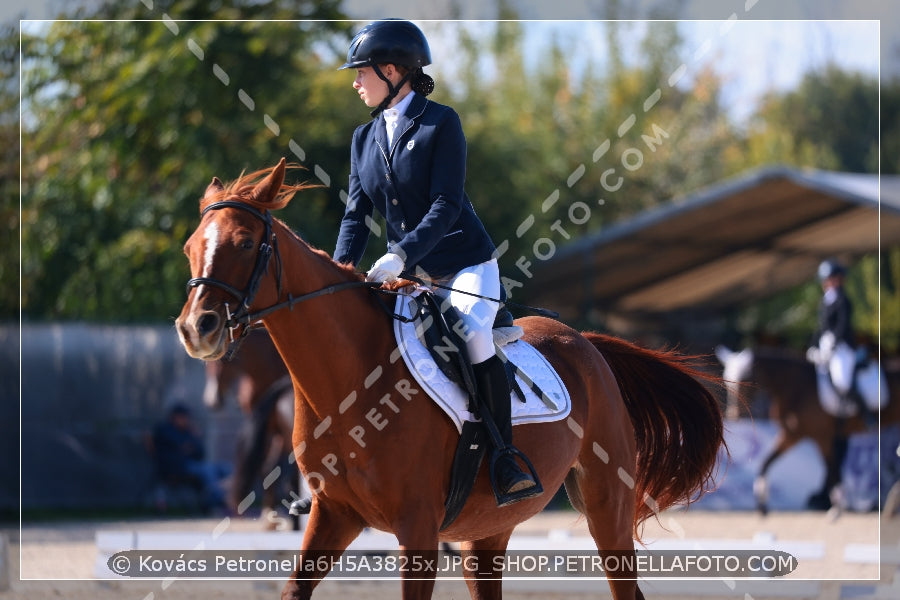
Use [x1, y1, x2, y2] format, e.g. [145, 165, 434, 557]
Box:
[755, 430, 800, 514]
[459, 529, 514, 600]
[566, 467, 645, 600]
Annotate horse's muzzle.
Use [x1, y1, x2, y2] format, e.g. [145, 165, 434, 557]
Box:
[176, 308, 226, 360]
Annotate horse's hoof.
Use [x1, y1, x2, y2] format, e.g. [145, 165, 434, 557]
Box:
[753, 476, 769, 515]
[806, 491, 832, 511]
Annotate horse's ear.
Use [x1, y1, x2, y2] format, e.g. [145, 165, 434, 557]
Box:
[250, 158, 287, 205]
[204, 177, 224, 199]
[714, 345, 732, 365]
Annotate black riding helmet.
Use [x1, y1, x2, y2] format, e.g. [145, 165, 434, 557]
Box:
[818, 258, 846, 282]
[339, 19, 435, 116]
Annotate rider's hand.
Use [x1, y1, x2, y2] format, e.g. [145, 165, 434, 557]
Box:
[366, 253, 405, 284]
[805, 346, 821, 364]
[820, 331, 836, 355]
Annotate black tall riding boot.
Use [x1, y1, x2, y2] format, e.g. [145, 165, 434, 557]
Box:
[845, 386, 876, 427]
[472, 355, 540, 504]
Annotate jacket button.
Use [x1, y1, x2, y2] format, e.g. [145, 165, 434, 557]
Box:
[400, 221, 406, 231]
[385, 173, 391, 181]
[391, 198, 399, 206]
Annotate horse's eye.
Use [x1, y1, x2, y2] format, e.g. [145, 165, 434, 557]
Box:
[240, 239, 255, 250]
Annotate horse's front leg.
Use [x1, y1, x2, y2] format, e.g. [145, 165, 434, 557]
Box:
[281, 499, 365, 600]
[459, 530, 514, 600]
[395, 510, 442, 600]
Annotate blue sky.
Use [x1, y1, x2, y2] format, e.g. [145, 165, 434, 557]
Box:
[673, 20, 878, 123]
[417, 19, 879, 125]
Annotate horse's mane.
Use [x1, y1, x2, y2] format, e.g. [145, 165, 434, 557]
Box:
[200, 163, 316, 213]
[197, 163, 368, 281]
[277, 217, 366, 282]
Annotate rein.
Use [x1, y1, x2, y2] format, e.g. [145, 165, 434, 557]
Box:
[186, 199, 557, 359]
[399, 273, 560, 320]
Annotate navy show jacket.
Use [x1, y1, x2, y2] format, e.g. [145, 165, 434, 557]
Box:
[334, 93, 496, 278]
[817, 287, 855, 347]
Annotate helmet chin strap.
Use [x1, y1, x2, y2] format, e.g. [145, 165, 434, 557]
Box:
[370, 63, 413, 118]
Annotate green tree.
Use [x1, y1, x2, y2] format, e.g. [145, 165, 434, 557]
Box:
[436, 20, 743, 292]
[0, 21, 19, 320]
[19, 1, 351, 322]
[880, 80, 900, 175]
[741, 66, 880, 173]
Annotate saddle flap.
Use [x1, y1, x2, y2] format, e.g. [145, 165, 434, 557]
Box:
[393, 290, 572, 434]
[412, 291, 478, 405]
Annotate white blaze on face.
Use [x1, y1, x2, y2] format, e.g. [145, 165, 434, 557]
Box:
[186, 221, 220, 345]
[202, 221, 220, 278]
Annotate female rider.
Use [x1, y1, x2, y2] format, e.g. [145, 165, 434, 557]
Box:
[333, 19, 540, 506]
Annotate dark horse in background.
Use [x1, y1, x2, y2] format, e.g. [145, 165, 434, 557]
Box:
[716, 345, 900, 514]
[176, 159, 726, 600]
[204, 327, 302, 529]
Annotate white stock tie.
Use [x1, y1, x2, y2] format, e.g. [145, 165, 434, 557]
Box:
[384, 108, 400, 146]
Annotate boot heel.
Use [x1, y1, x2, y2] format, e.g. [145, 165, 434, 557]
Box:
[489, 447, 543, 507]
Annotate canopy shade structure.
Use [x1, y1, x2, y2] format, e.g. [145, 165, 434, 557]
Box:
[526, 166, 900, 323]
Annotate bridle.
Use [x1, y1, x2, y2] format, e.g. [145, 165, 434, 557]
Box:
[185, 200, 379, 354]
[186, 200, 282, 343]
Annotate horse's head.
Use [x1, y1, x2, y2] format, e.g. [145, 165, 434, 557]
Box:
[714, 345, 754, 419]
[175, 158, 302, 361]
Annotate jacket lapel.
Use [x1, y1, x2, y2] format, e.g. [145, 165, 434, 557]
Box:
[389, 94, 428, 158]
[374, 116, 390, 164]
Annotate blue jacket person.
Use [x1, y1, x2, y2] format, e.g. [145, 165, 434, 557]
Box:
[333, 19, 540, 505]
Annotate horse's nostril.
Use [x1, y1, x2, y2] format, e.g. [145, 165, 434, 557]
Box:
[197, 312, 220, 336]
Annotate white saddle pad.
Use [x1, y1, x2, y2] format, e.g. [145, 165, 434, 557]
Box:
[815, 362, 889, 418]
[392, 292, 571, 434]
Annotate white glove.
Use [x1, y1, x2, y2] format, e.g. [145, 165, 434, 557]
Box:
[366, 252, 405, 283]
[819, 331, 836, 356]
[806, 346, 822, 364]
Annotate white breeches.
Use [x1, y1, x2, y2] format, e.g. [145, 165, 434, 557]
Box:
[433, 259, 501, 364]
[827, 341, 856, 394]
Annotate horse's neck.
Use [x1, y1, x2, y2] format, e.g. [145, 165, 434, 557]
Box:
[262, 224, 392, 416]
[754, 349, 812, 387]
[247, 345, 288, 389]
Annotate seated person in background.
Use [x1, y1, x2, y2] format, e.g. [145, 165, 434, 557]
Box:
[152, 403, 230, 512]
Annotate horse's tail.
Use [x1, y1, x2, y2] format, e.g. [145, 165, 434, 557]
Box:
[582, 332, 725, 534]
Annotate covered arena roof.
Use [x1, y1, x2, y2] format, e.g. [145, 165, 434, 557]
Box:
[527, 165, 900, 322]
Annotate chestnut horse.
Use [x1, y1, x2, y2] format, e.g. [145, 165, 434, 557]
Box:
[203, 327, 299, 527]
[175, 159, 725, 600]
[715, 345, 900, 513]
